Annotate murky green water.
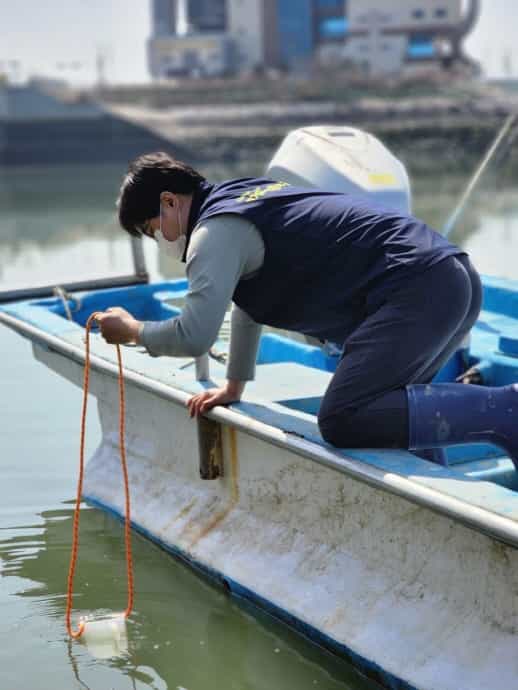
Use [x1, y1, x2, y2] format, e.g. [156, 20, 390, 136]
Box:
[1, 147, 517, 690]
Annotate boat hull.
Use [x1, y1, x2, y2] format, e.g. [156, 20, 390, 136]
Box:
[33, 339, 518, 690]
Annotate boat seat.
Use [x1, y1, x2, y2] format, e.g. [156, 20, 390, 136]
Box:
[459, 456, 518, 491]
[246, 362, 332, 415]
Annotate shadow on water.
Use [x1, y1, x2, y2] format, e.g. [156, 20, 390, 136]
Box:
[0, 504, 378, 690]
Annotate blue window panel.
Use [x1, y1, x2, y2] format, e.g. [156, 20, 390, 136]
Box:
[319, 17, 349, 39]
[315, 0, 344, 7]
[412, 9, 425, 19]
[407, 42, 435, 58]
[277, 0, 313, 64]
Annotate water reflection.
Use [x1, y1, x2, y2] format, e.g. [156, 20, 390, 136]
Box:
[0, 505, 375, 690]
[0, 160, 268, 289]
[0, 163, 133, 287]
[1, 155, 517, 290]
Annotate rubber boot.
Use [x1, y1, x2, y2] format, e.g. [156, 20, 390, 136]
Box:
[407, 383, 518, 468]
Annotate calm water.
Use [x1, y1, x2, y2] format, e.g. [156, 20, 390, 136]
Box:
[1, 151, 517, 690]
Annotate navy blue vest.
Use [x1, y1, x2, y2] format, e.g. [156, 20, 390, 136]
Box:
[185, 178, 464, 344]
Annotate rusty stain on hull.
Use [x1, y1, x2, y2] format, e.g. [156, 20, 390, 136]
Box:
[173, 497, 198, 522]
[160, 496, 198, 536]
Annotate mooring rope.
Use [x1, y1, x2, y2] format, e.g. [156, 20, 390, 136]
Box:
[65, 312, 134, 639]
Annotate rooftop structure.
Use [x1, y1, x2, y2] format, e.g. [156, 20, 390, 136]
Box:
[339, 0, 479, 74]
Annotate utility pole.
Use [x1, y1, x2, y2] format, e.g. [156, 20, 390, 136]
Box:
[503, 50, 513, 79]
[96, 46, 110, 88]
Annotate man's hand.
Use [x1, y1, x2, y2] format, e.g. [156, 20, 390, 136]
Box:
[187, 380, 245, 417]
[95, 307, 142, 345]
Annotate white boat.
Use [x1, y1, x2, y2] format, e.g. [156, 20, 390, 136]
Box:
[2, 127, 518, 690]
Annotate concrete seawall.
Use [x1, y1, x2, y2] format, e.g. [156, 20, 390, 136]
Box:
[0, 83, 188, 167]
[2, 80, 518, 168]
[0, 114, 189, 166]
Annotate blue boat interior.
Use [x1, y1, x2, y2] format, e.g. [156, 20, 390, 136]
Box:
[3, 275, 518, 502]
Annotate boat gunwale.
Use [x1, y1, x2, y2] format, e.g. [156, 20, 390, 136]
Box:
[3, 308, 518, 550]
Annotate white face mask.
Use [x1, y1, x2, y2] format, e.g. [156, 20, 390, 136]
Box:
[155, 202, 186, 261]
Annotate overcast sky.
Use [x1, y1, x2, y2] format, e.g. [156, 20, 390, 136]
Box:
[1, 1, 516, 86]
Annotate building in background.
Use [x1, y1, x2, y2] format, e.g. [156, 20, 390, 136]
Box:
[227, 0, 264, 73]
[187, 0, 227, 33]
[341, 0, 479, 75]
[313, 0, 349, 47]
[148, 0, 231, 78]
[148, 33, 233, 78]
[151, 0, 178, 37]
[148, 0, 479, 80]
[275, 0, 314, 70]
[148, 0, 319, 78]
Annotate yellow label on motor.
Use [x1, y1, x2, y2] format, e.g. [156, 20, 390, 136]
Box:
[368, 173, 397, 186]
[238, 181, 290, 203]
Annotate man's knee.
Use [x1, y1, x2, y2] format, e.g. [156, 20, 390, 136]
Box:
[318, 397, 408, 448]
[318, 411, 341, 446]
[318, 408, 365, 447]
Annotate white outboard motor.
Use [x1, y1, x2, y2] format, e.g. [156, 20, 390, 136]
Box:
[266, 126, 411, 213]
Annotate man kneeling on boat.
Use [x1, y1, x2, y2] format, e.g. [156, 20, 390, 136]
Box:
[95, 152, 518, 468]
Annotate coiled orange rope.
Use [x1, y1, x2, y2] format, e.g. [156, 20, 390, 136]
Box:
[66, 312, 134, 639]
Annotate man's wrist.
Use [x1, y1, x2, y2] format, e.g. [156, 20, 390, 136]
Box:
[134, 320, 145, 344]
[226, 379, 245, 398]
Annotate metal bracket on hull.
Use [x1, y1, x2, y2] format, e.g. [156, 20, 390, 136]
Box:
[197, 416, 224, 480]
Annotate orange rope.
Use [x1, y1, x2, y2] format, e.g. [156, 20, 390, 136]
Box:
[66, 312, 134, 639]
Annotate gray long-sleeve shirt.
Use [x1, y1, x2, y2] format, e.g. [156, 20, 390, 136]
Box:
[140, 213, 265, 381]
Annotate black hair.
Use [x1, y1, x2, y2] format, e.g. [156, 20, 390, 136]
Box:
[117, 151, 206, 236]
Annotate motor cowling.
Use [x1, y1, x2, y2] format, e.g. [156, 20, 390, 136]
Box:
[266, 126, 411, 214]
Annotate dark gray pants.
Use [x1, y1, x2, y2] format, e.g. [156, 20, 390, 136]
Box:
[318, 255, 482, 448]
